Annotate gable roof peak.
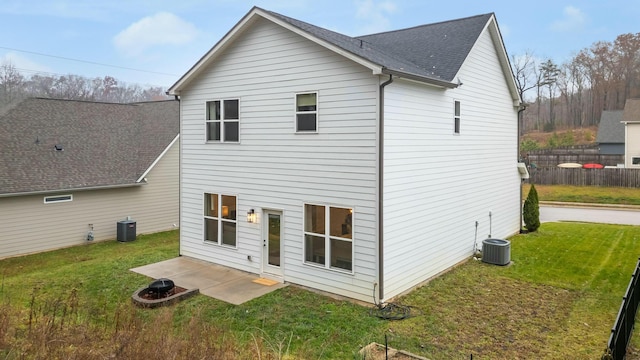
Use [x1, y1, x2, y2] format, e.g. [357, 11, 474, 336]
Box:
[169, 8, 517, 99]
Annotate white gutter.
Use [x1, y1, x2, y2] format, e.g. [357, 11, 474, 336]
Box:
[0, 182, 147, 198]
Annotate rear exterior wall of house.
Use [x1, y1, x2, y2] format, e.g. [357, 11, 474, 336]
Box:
[178, 17, 380, 302]
[625, 124, 640, 168]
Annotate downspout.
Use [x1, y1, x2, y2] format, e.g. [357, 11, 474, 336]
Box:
[175, 95, 183, 256]
[378, 74, 393, 302]
[517, 104, 526, 233]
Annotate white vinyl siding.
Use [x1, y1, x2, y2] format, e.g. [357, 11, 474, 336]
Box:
[381, 28, 520, 300]
[625, 124, 640, 168]
[179, 18, 379, 302]
[0, 140, 179, 259]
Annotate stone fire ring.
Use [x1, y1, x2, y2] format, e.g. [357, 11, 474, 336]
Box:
[131, 286, 199, 308]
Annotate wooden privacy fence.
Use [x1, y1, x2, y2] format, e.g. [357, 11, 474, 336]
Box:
[528, 168, 640, 188]
[526, 154, 625, 168]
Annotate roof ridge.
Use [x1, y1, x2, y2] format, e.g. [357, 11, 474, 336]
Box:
[357, 13, 494, 38]
[260, 8, 452, 82]
[29, 97, 138, 106]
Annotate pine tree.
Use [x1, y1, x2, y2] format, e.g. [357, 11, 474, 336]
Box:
[523, 184, 540, 232]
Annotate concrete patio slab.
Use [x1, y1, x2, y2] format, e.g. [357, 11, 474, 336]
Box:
[130, 256, 287, 305]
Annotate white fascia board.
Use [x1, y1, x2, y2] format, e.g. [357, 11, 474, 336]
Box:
[168, 9, 262, 95]
[452, 14, 521, 105]
[488, 16, 522, 105]
[136, 134, 179, 183]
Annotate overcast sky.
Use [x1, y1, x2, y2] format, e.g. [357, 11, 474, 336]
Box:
[1, 0, 638, 88]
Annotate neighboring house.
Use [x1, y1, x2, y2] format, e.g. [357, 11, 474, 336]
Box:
[623, 98, 640, 168]
[168, 7, 523, 303]
[0, 98, 179, 259]
[596, 110, 625, 155]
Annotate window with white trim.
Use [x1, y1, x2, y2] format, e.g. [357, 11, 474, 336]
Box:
[204, 193, 237, 247]
[44, 194, 73, 204]
[632, 157, 640, 165]
[295, 92, 317, 132]
[454, 100, 461, 134]
[206, 99, 239, 142]
[304, 204, 353, 271]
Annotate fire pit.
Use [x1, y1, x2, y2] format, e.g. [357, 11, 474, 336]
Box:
[132, 278, 199, 308]
[147, 278, 175, 298]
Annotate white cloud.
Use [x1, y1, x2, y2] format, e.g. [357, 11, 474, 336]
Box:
[113, 12, 199, 58]
[500, 24, 510, 38]
[0, 52, 52, 76]
[355, 0, 398, 34]
[550, 6, 587, 32]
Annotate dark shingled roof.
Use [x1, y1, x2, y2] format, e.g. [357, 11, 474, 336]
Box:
[623, 98, 640, 123]
[596, 110, 625, 144]
[0, 98, 179, 196]
[263, 9, 493, 83]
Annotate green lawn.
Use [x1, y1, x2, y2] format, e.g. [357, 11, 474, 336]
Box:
[2, 223, 640, 359]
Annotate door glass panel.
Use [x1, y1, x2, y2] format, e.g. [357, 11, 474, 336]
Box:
[268, 214, 280, 267]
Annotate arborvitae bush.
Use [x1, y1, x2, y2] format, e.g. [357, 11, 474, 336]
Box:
[523, 184, 540, 232]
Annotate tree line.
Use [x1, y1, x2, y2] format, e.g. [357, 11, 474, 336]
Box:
[0, 61, 171, 112]
[513, 32, 640, 133]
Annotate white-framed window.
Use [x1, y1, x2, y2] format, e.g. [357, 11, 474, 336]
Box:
[44, 194, 73, 204]
[454, 100, 461, 134]
[632, 157, 640, 165]
[204, 193, 237, 247]
[206, 99, 239, 142]
[295, 92, 318, 133]
[303, 204, 353, 272]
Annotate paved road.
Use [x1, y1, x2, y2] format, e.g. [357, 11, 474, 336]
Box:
[540, 203, 640, 226]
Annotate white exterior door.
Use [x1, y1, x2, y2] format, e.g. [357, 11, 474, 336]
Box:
[262, 210, 283, 277]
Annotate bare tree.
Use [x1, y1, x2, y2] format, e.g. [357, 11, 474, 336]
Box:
[0, 61, 25, 107]
[0, 69, 169, 105]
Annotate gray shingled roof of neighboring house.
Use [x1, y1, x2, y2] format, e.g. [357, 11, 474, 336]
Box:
[623, 98, 640, 123]
[0, 98, 179, 196]
[596, 110, 625, 143]
[264, 9, 493, 84]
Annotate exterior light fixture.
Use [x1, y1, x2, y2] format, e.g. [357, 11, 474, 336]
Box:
[247, 209, 257, 223]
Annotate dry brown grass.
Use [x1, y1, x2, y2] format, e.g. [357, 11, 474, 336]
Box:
[0, 292, 275, 360]
[522, 126, 598, 146]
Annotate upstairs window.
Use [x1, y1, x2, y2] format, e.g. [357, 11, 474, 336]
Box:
[296, 92, 317, 132]
[454, 100, 461, 134]
[206, 99, 239, 142]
